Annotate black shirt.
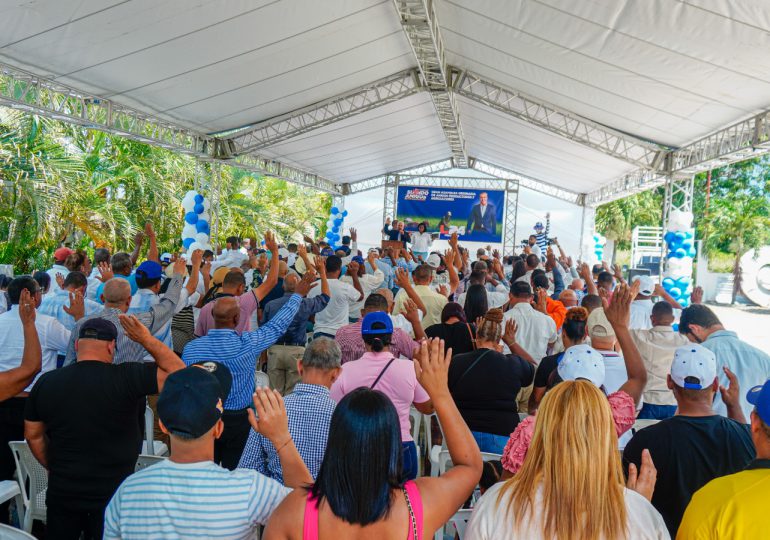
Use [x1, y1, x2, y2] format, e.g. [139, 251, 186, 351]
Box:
[533, 352, 563, 389]
[25, 361, 158, 508]
[448, 348, 534, 436]
[425, 322, 476, 356]
[622, 415, 755, 536]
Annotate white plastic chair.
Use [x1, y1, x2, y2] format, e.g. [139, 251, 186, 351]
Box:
[135, 454, 167, 472]
[143, 406, 169, 456]
[632, 418, 660, 433]
[0, 523, 36, 540]
[255, 370, 270, 389]
[409, 408, 423, 476]
[0, 481, 23, 530]
[7, 442, 47, 533]
[435, 450, 502, 476]
[448, 508, 474, 539]
[424, 413, 448, 477]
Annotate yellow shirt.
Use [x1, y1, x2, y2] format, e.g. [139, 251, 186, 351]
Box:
[393, 285, 447, 329]
[677, 461, 770, 540]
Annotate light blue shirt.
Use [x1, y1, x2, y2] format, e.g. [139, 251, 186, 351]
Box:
[39, 288, 102, 331]
[95, 273, 138, 303]
[702, 330, 770, 421]
[104, 459, 290, 539]
[367, 259, 392, 289]
[128, 289, 172, 351]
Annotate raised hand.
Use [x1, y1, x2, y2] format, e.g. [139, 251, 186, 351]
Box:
[190, 249, 203, 268]
[201, 260, 212, 277]
[394, 267, 410, 289]
[297, 244, 308, 258]
[532, 287, 548, 314]
[691, 285, 704, 305]
[18, 289, 36, 325]
[314, 256, 326, 278]
[172, 256, 187, 276]
[719, 366, 741, 410]
[97, 262, 114, 283]
[502, 318, 518, 346]
[492, 249, 501, 260]
[449, 232, 459, 248]
[63, 291, 85, 321]
[579, 262, 592, 280]
[293, 271, 318, 297]
[349, 227, 357, 242]
[627, 449, 657, 502]
[133, 230, 145, 246]
[347, 261, 360, 275]
[119, 314, 152, 343]
[413, 338, 452, 399]
[144, 221, 155, 239]
[247, 388, 291, 445]
[264, 230, 278, 253]
[603, 280, 640, 329]
[403, 298, 420, 323]
[437, 284, 449, 297]
[55, 272, 65, 290]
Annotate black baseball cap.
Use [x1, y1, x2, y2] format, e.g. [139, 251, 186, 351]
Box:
[78, 318, 118, 341]
[157, 362, 232, 440]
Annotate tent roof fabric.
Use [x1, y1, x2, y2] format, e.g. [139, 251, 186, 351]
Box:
[2, 0, 769, 200]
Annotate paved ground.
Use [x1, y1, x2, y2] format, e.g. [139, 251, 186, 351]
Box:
[707, 303, 770, 352]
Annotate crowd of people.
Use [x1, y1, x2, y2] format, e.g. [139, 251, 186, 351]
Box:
[0, 217, 769, 540]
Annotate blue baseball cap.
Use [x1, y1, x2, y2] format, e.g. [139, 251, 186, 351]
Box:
[321, 247, 334, 256]
[338, 245, 351, 256]
[157, 361, 232, 439]
[136, 260, 163, 280]
[534, 221, 544, 229]
[361, 311, 393, 335]
[747, 380, 770, 425]
[351, 255, 365, 265]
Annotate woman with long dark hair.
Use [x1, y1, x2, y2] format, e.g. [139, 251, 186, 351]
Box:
[264, 338, 483, 540]
[425, 302, 476, 355]
[462, 283, 488, 323]
[411, 222, 433, 262]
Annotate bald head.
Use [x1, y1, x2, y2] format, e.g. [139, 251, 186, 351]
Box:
[570, 278, 585, 291]
[212, 297, 240, 329]
[278, 261, 289, 277]
[102, 278, 132, 311]
[559, 289, 578, 308]
[283, 273, 300, 293]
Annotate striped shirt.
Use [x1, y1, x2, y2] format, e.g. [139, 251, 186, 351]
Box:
[39, 288, 103, 331]
[129, 289, 173, 351]
[103, 459, 290, 539]
[64, 274, 184, 365]
[534, 215, 551, 253]
[238, 383, 335, 483]
[182, 294, 302, 410]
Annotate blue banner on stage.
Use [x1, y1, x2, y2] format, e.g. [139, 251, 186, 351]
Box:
[397, 186, 505, 242]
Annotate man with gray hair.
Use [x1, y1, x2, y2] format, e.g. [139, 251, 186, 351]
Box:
[238, 337, 340, 484]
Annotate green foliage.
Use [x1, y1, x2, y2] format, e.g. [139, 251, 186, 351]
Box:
[595, 188, 663, 249]
[0, 109, 330, 272]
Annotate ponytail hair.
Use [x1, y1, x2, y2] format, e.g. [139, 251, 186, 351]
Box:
[363, 333, 392, 352]
[562, 307, 588, 342]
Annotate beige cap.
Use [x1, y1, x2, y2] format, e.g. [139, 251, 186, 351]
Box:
[587, 308, 615, 338]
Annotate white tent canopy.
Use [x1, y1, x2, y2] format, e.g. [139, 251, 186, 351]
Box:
[2, 0, 770, 204]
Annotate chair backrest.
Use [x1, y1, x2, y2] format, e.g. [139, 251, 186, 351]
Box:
[518, 412, 529, 422]
[7, 442, 47, 514]
[409, 407, 421, 444]
[0, 523, 37, 540]
[632, 419, 660, 433]
[422, 413, 447, 451]
[255, 371, 270, 389]
[480, 451, 503, 463]
[448, 508, 474, 539]
[135, 454, 167, 473]
[438, 450, 502, 475]
[144, 405, 155, 456]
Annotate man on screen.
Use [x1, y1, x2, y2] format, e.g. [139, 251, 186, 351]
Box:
[466, 192, 497, 235]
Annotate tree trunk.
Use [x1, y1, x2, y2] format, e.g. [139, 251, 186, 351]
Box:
[731, 250, 742, 305]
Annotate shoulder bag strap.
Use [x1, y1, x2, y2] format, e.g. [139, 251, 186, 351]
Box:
[465, 323, 477, 350]
[454, 349, 492, 387]
[370, 358, 397, 389]
[403, 486, 419, 540]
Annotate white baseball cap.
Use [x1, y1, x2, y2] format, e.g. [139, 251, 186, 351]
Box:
[670, 344, 717, 390]
[278, 247, 290, 260]
[426, 253, 442, 269]
[557, 344, 606, 388]
[632, 275, 655, 296]
[159, 252, 173, 265]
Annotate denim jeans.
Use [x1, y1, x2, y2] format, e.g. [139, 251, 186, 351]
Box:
[471, 431, 509, 455]
[312, 332, 335, 340]
[402, 441, 418, 480]
[638, 403, 677, 420]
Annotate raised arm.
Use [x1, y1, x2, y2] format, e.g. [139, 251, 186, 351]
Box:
[604, 281, 647, 406]
[184, 250, 203, 296]
[346, 261, 364, 301]
[414, 339, 483, 535]
[248, 388, 313, 488]
[142, 258, 186, 332]
[394, 267, 427, 315]
[119, 314, 186, 391]
[145, 222, 159, 263]
[297, 243, 316, 274]
[252, 231, 280, 301]
[314, 256, 330, 297]
[579, 263, 599, 296]
[501, 319, 534, 364]
[444, 247, 460, 295]
[653, 282, 683, 310]
[130, 230, 144, 266]
[0, 290, 42, 401]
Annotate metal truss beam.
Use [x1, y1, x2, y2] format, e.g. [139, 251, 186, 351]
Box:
[455, 70, 666, 170]
[584, 169, 666, 206]
[344, 158, 454, 194]
[502, 179, 519, 256]
[226, 69, 422, 154]
[0, 62, 220, 158]
[470, 159, 584, 205]
[383, 175, 399, 228]
[670, 112, 770, 174]
[397, 174, 514, 191]
[393, 0, 468, 167]
[231, 154, 342, 195]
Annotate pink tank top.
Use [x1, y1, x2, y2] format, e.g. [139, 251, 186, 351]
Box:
[302, 481, 423, 540]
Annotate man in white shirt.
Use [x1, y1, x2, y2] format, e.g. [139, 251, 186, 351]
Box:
[630, 301, 689, 420]
[503, 281, 557, 412]
[629, 275, 655, 330]
[307, 255, 362, 338]
[46, 246, 74, 286]
[340, 253, 384, 322]
[456, 269, 509, 309]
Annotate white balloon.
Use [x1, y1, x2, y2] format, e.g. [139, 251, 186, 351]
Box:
[182, 224, 197, 239]
[182, 198, 196, 212]
[187, 241, 204, 254]
[198, 212, 210, 223]
[195, 232, 209, 245]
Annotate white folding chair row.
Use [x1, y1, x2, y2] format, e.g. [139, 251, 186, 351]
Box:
[135, 454, 168, 472]
[409, 408, 423, 477]
[435, 450, 503, 476]
[447, 508, 473, 539]
[7, 442, 47, 533]
[0, 523, 36, 540]
[144, 406, 169, 457]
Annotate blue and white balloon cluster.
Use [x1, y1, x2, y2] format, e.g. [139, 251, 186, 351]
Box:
[324, 206, 348, 250]
[592, 233, 607, 261]
[180, 190, 213, 253]
[662, 210, 695, 308]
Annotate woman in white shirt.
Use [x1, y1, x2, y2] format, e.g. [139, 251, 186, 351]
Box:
[466, 379, 669, 540]
[410, 223, 433, 262]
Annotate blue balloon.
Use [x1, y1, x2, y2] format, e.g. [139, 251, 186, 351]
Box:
[669, 287, 682, 299]
[333, 234, 340, 241]
[330, 206, 339, 215]
[672, 323, 679, 332]
[676, 277, 690, 287]
[662, 277, 675, 289]
[687, 248, 697, 258]
[663, 231, 675, 244]
[325, 231, 334, 239]
[195, 220, 209, 233]
[334, 217, 343, 226]
[680, 241, 692, 252]
[194, 194, 204, 204]
[183, 237, 195, 249]
[194, 203, 205, 214]
[184, 212, 198, 225]
[679, 298, 690, 308]
[592, 235, 599, 242]
[684, 231, 694, 239]
[331, 227, 339, 234]
[342, 210, 348, 217]
[674, 248, 687, 258]
[674, 232, 686, 243]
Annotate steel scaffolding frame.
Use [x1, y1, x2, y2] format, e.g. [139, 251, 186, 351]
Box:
[383, 175, 400, 228]
[660, 174, 695, 275]
[226, 69, 422, 154]
[469, 159, 584, 205]
[345, 159, 455, 195]
[584, 169, 665, 206]
[393, 0, 468, 167]
[232, 154, 342, 194]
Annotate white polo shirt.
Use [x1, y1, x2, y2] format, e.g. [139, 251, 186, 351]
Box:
[502, 302, 557, 364]
[629, 299, 654, 330]
[308, 278, 360, 336]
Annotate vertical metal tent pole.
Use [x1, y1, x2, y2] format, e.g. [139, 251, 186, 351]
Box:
[332, 194, 345, 212]
[579, 205, 597, 263]
[382, 175, 399, 237]
[502, 179, 520, 256]
[210, 162, 223, 253]
[660, 174, 695, 277]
